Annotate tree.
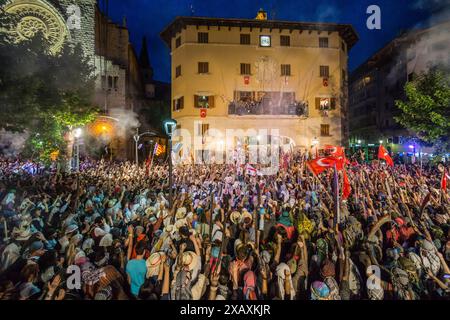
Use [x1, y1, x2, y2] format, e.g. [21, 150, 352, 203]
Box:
[395, 66, 450, 153]
[0, 14, 98, 162]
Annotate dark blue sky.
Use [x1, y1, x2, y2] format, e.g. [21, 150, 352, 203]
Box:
[100, 0, 444, 83]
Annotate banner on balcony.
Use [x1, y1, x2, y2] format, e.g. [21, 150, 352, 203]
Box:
[200, 108, 207, 118]
[323, 77, 329, 87]
[244, 76, 250, 85]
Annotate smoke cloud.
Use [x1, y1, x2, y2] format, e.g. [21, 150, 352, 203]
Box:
[0, 129, 29, 157]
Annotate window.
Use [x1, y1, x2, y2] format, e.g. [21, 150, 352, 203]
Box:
[320, 124, 330, 136]
[175, 65, 181, 78]
[113, 76, 118, 91]
[175, 36, 181, 48]
[280, 35, 290, 46]
[107, 76, 113, 90]
[319, 37, 329, 48]
[240, 34, 250, 45]
[320, 65, 329, 77]
[198, 32, 209, 43]
[198, 62, 209, 74]
[101, 75, 106, 90]
[240, 63, 251, 75]
[194, 95, 215, 108]
[315, 97, 336, 109]
[260, 35, 271, 47]
[281, 64, 291, 76]
[173, 96, 184, 111]
[237, 91, 252, 101]
[408, 73, 414, 82]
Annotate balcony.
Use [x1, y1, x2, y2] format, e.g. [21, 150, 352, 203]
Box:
[228, 100, 308, 117]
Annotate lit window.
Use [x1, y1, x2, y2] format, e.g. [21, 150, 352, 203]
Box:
[260, 35, 271, 47]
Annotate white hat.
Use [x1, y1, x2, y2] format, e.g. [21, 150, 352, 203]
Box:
[176, 207, 187, 220]
[99, 233, 113, 247]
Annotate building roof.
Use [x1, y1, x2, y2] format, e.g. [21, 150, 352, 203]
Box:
[160, 16, 358, 50]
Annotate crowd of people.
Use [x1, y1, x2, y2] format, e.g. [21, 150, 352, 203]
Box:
[0, 152, 449, 300]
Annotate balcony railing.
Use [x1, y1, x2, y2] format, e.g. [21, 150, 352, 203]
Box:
[228, 100, 308, 117]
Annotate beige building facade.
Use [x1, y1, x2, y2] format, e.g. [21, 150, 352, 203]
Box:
[161, 16, 358, 160]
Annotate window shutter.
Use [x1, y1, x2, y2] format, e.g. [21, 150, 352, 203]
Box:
[315, 97, 320, 109]
[194, 95, 198, 108]
[331, 98, 336, 109]
[208, 95, 215, 108]
[173, 99, 176, 111]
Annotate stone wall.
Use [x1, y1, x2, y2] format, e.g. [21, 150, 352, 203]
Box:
[50, 0, 96, 62]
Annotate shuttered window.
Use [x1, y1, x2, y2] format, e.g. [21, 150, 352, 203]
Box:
[194, 95, 215, 108]
[240, 63, 251, 75]
[198, 32, 209, 43]
[198, 62, 209, 74]
[320, 124, 330, 136]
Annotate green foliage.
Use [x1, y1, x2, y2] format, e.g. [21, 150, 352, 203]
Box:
[395, 66, 450, 152]
[0, 14, 98, 162]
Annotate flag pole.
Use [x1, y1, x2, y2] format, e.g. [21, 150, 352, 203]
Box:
[333, 163, 340, 231]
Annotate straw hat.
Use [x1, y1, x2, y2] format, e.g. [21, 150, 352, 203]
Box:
[146, 252, 164, 278]
[230, 211, 241, 224]
[174, 218, 187, 230]
[241, 210, 253, 224]
[176, 207, 187, 220]
[181, 251, 197, 271]
[99, 233, 113, 247]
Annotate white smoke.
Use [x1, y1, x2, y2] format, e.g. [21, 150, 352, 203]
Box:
[108, 107, 141, 135]
[0, 129, 29, 157]
[386, 2, 450, 82]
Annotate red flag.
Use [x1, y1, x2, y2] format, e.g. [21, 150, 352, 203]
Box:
[342, 169, 351, 199]
[325, 145, 347, 170]
[442, 171, 448, 191]
[378, 145, 394, 167]
[324, 145, 344, 157]
[307, 156, 337, 175]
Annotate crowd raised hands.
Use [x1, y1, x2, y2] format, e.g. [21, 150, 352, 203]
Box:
[0, 153, 449, 300]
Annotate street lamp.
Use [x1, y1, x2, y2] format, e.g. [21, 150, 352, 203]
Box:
[379, 140, 383, 144]
[357, 139, 361, 144]
[73, 128, 82, 172]
[133, 129, 140, 166]
[164, 119, 177, 210]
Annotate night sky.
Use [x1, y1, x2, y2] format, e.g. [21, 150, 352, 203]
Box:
[99, 0, 446, 83]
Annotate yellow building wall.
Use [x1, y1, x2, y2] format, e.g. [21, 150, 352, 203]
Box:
[170, 24, 348, 151]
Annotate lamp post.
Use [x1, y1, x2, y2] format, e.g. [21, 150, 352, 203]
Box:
[133, 128, 139, 166]
[73, 128, 82, 172]
[164, 119, 177, 210]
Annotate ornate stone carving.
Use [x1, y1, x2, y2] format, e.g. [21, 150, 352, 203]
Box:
[254, 56, 279, 86]
[4, 0, 69, 54]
